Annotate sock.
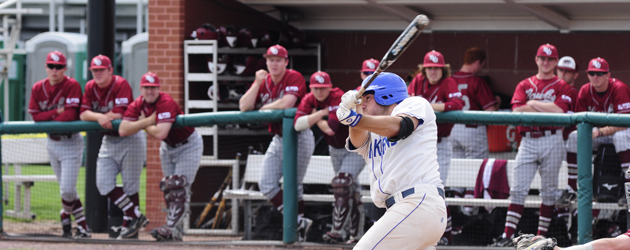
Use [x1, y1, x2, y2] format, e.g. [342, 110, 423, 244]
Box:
[60, 199, 72, 226]
[441, 206, 452, 241]
[537, 204, 554, 236]
[567, 152, 578, 191]
[129, 193, 142, 217]
[270, 191, 284, 212]
[73, 198, 88, 231]
[108, 187, 138, 220]
[298, 200, 305, 215]
[504, 204, 524, 239]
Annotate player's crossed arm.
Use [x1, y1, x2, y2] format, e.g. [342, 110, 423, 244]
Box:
[119, 111, 156, 137]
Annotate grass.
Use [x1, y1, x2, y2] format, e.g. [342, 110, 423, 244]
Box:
[2, 165, 147, 221]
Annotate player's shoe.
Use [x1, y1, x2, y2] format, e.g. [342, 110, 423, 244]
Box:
[150, 225, 183, 242]
[618, 197, 627, 207]
[74, 227, 91, 238]
[489, 236, 513, 247]
[118, 214, 149, 239]
[555, 190, 577, 208]
[297, 217, 312, 242]
[322, 231, 344, 244]
[61, 224, 72, 238]
[437, 236, 449, 246]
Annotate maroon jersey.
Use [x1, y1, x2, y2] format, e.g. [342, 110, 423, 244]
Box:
[451, 71, 497, 111]
[576, 78, 630, 114]
[407, 74, 464, 137]
[511, 76, 573, 133]
[123, 92, 194, 146]
[28, 76, 82, 122]
[255, 69, 306, 135]
[81, 75, 133, 136]
[563, 85, 579, 140]
[295, 88, 347, 148]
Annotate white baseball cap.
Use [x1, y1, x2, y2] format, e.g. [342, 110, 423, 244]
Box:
[557, 56, 577, 72]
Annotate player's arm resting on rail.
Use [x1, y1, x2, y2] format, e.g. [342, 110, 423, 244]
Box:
[294, 108, 328, 131]
[119, 112, 156, 137]
[594, 126, 627, 138]
[522, 100, 563, 113]
[52, 107, 78, 121]
[316, 119, 335, 136]
[80, 110, 117, 129]
[260, 94, 298, 110]
[144, 122, 172, 140]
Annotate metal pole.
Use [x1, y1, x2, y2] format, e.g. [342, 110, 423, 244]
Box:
[57, 5, 63, 32]
[136, 0, 142, 34]
[0, 110, 4, 233]
[577, 122, 593, 244]
[48, 0, 54, 32]
[85, 0, 116, 233]
[282, 117, 298, 243]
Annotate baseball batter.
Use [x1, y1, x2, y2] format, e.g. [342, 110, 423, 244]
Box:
[119, 72, 203, 241]
[407, 50, 463, 245]
[79, 55, 148, 239]
[491, 44, 573, 247]
[564, 57, 630, 207]
[28, 51, 90, 238]
[293, 71, 365, 244]
[337, 72, 446, 250]
[239, 44, 315, 242]
[450, 47, 498, 160]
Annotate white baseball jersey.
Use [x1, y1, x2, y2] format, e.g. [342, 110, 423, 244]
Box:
[347, 96, 443, 208]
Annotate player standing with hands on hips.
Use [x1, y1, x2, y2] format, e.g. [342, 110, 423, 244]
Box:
[79, 55, 148, 239]
[28, 51, 90, 238]
[337, 72, 447, 249]
[119, 72, 203, 241]
[490, 44, 573, 247]
[238, 44, 315, 242]
[293, 71, 366, 244]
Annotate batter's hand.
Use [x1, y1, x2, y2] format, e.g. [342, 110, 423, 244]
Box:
[341, 90, 361, 108]
[337, 103, 362, 127]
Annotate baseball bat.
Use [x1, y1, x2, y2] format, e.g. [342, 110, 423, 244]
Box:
[195, 168, 233, 228]
[356, 14, 430, 99]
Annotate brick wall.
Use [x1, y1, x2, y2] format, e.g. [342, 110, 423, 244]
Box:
[146, 0, 185, 230]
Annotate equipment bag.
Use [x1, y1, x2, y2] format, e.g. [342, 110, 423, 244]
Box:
[592, 144, 626, 202]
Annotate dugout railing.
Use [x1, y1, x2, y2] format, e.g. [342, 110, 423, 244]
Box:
[0, 109, 628, 245]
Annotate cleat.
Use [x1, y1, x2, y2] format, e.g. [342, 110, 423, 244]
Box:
[118, 214, 148, 239]
[489, 237, 513, 247]
[555, 190, 577, 208]
[322, 231, 344, 244]
[437, 236, 449, 246]
[297, 217, 312, 242]
[61, 224, 72, 238]
[74, 227, 91, 238]
[151, 225, 182, 242]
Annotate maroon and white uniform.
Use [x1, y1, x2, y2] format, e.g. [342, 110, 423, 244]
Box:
[28, 76, 84, 203]
[407, 74, 464, 183]
[566, 78, 630, 174]
[562, 86, 579, 140]
[81, 76, 147, 197]
[507, 76, 572, 236]
[255, 69, 315, 205]
[450, 71, 498, 159]
[123, 92, 202, 184]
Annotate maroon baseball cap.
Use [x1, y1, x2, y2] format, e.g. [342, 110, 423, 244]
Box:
[536, 44, 558, 59]
[140, 72, 160, 87]
[263, 44, 288, 59]
[309, 71, 332, 88]
[89, 55, 112, 69]
[587, 57, 609, 72]
[362, 59, 379, 72]
[423, 50, 445, 67]
[46, 51, 66, 65]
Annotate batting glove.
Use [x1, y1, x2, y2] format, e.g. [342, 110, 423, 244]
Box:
[337, 103, 362, 127]
[512, 234, 557, 250]
[341, 90, 361, 108]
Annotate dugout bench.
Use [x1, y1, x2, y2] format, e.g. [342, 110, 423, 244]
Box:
[224, 155, 625, 240]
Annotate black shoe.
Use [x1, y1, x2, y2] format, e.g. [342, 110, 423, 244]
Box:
[61, 224, 72, 238]
[297, 218, 312, 242]
[489, 237, 513, 247]
[555, 190, 577, 208]
[118, 214, 149, 239]
[74, 227, 91, 238]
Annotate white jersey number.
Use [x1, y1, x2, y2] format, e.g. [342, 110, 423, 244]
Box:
[458, 83, 471, 111]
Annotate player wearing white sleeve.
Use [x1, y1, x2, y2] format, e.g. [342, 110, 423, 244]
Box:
[337, 72, 447, 249]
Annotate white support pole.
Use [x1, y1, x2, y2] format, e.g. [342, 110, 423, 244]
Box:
[57, 5, 64, 32]
[49, 0, 55, 32]
[136, 0, 142, 34]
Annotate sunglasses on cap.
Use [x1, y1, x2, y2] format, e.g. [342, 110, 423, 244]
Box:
[47, 64, 65, 70]
[587, 71, 607, 77]
[362, 71, 375, 75]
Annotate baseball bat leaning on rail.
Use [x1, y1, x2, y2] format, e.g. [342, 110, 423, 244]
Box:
[195, 167, 234, 228]
[356, 14, 430, 99]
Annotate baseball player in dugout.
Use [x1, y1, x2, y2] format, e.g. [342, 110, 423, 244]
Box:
[239, 44, 315, 242]
[79, 55, 148, 239]
[293, 71, 366, 244]
[28, 51, 90, 238]
[490, 44, 574, 247]
[336, 72, 447, 249]
[119, 72, 203, 241]
[407, 50, 464, 246]
[563, 57, 630, 207]
[361, 58, 379, 80]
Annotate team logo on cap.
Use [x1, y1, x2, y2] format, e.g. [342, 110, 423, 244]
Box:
[145, 75, 155, 83]
[429, 54, 439, 63]
[51, 53, 60, 62]
[561, 59, 570, 66]
[94, 58, 102, 66]
[543, 46, 552, 56]
[592, 60, 601, 69]
[366, 61, 376, 70]
[315, 75, 325, 83]
[270, 47, 278, 55]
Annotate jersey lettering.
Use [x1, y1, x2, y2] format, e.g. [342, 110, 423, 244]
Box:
[158, 112, 171, 119]
[368, 137, 397, 159]
[525, 88, 556, 102]
[38, 98, 65, 111]
[457, 83, 471, 110]
[115, 97, 129, 105]
[286, 86, 299, 92]
[92, 100, 114, 113]
[66, 97, 80, 104]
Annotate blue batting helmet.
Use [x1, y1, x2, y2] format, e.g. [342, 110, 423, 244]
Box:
[361, 72, 409, 106]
